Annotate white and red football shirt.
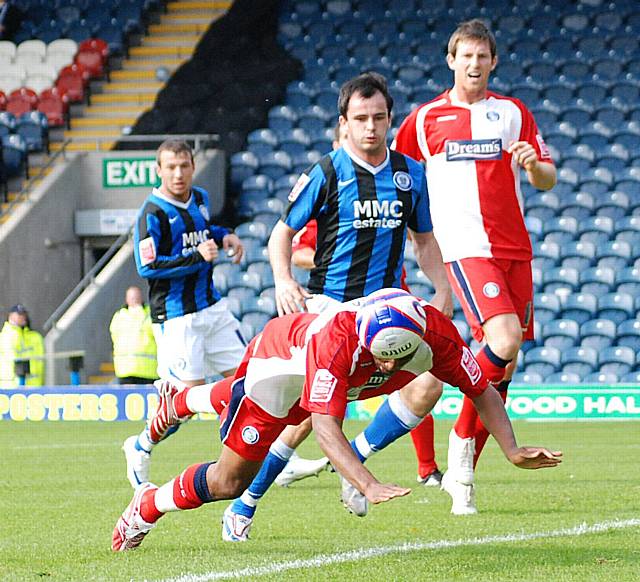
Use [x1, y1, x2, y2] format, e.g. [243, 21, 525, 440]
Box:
[393, 90, 554, 263]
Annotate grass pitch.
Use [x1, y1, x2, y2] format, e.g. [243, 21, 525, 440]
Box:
[2, 419, 639, 581]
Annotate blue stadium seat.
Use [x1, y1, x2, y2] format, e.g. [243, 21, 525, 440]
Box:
[247, 128, 278, 148]
[615, 267, 640, 296]
[511, 371, 544, 384]
[524, 215, 543, 241]
[524, 346, 561, 376]
[227, 271, 262, 294]
[580, 318, 617, 350]
[224, 296, 242, 319]
[242, 174, 274, 197]
[243, 245, 269, 267]
[533, 292, 561, 324]
[258, 151, 292, 181]
[617, 319, 640, 352]
[620, 371, 640, 383]
[242, 295, 277, 317]
[542, 216, 578, 244]
[596, 240, 632, 270]
[0, 111, 17, 132]
[227, 286, 259, 304]
[235, 221, 269, 243]
[268, 105, 298, 132]
[559, 191, 595, 221]
[561, 292, 598, 325]
[526, 192, 559, 221]
[545, 371, 581, 384]
[241, 312, 272, 338]
[599, 346, 636, 377]
[561, 346, 598, 377]
[404, 268, 434, 290]
[254, 197, 285, 216]
[542, 319, 579, 350]
[594, 190, 630, 220]
[1, 134, 27, 179]
[579, 266, 615, 295]
[291, 150, 322, 174]
[542, 267, 579, 293]
[597, 292, 635, 325]
[253, 212, 279, 230]
[579, 216, 614, 244]
[532, 240, 560, 270]
[561, 105, 592, 129]
[247, 262, 275, 289]
[560, 240, 595, 271]
[583, 371, 619, 384]
[230, 151, 259, 188]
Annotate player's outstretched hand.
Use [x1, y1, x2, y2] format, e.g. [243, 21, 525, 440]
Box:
[364, 482, 411, 505]
[275, 279, 312, 316]
[508, 447, 563, 470]
[430, 288, 454, 319]
[197, 239, 219, 262]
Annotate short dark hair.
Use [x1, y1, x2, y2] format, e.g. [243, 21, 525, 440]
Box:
[338, 72, 393, 118]
[156, 139, 194, 166]
[448, 19, 497, 58]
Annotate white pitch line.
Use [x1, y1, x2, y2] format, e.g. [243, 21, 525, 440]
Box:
[162, 518, 640, 582]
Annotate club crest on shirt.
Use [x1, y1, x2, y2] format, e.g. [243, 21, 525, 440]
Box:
[241, 425, 260, 445]
[461, 346, 482, 385]
[393, 171, 413, 191]
[199, 204, 210, 221]
[288, 173, 311, 202]
[309, 369, 337, 402]
[483, 282, 500, 298]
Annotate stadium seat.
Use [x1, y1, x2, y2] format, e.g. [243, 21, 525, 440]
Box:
[617, 319, 640, 352]
[599, 346, 636, 377]
[1, 133, 28, 178]
[542, 319, 579, 350]
[579, 266, 615, 295]
[526, 192, 559, 221]
[542, 267, 579, 293]
[595, 190, 630, 220]
[524, 346, 561, 377]
[37, 87, 69, 128]
[511, 371, 544, 385]
[533, 292, 561, 324]
[545, 372, 581, 384]
[580, 319, 617, 350]
[224, 296, 242, 319]
[56, 64, 88, 103]
[6, 88, 38, 117]
[582, 371, 619, 384]
[16, 39, 47, 61]
[226, 286, 259, 303]
[247, 262, 275, 289]
[0, 111, 16, 132]
[241, 312, 271, 338]
[561, 346, 598, 378]
[532, 240, 560, 270]
[620, 371, 640, 383]
[74, 47, 106, 80]
[561, 293, 598, 325]
[615, 267, 640, 296]
[596, 241, 632, 270]
[227, 271, 262, 293]
[560, 240, 595, 271]
[579, 216, 614, 244]
[241, 295, 277, 317]
[16, 111, 48, 153]
[597, 292, 635, 325]
[258, 151, 292, 180]
[542, 216, 578, 244]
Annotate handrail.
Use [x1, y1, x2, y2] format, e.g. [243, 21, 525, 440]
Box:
[43, 227, 133, 334]
[0, 139, 72, 219]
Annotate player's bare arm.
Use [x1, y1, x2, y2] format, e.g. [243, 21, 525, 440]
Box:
[508, 140, 557, 191]
[197, 239, 218, 262]
[311, 412, 411, 504]
[410, 230, 454, 318]
[471, 384, 562, 469]
[222, 233, 244, 264]
[291, 246, 315, 270]
[268, 220, 312, 315]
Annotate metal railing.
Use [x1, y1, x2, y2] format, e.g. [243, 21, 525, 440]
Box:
[96, 133, 220, 152]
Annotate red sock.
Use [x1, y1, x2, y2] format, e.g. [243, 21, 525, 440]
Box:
[473, 387, 509, 467]
[475, 345, 510, 383]
[173, 463, 210, 510]
[173, 388, 191, 418]
[210, 377, 234, 415]
[453, 395, 478, 439]
[410, 414, 437, 477]
[139, 489, 164, 523]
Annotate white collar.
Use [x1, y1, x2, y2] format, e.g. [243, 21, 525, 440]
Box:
[448, 89, 489, 109]
[342, 143, 390, 175]
[152, 187, 192, 209]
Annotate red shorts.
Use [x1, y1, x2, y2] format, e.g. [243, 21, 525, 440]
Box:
[446, 257, 534, 343]
[219, 377, 309, 461]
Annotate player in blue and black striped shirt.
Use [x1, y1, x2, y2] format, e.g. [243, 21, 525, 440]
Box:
[123, 139, 246, 489]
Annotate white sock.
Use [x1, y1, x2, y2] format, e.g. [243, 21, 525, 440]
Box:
[185, 383, 217, 414]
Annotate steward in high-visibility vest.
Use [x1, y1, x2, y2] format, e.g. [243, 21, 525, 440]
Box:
[0, 305, 45, 387]
[110, 286, 157, 384]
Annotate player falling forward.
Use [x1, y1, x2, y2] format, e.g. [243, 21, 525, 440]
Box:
[112, 289, 561, 550]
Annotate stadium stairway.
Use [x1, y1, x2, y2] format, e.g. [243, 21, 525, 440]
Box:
[50, 0, 232, 154]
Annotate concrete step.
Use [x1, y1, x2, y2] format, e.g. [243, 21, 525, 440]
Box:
[72, 116, 137, 128]
[122, 57, 183, 70]
[142, 35, 201, 47]
[64, 128, 123, 139]
[111, 69, 159, 81]
[149, 22, 210, 34]
[91, 93, 156, 105]
[129, 45, 195, 58]
[100, 362, 115, 373]
[100, 81, 164, 93]
[88, 374, 116, 384]
[50, 141, 115, 152]
[83, 104, 148, 116]
[167, 0, 231, 10]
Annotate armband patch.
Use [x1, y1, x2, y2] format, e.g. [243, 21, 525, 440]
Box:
[139, 237, 156, 266]
[461, 346, 482, 385]
[288, 173, 311, 202]
[536, 134, 552, 160]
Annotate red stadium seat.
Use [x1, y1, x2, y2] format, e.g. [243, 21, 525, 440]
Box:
[0, 90, 7, 110]
[6, 88, 39, 117]
[74, 48, 105, 79]
[38, 86, 70, 128]
[56, 63, 90, 103]
[78, 38, 109, 64]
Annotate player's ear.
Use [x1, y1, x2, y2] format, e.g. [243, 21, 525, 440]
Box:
[490, 54, 498, 72]
[446, 52, 455, 70]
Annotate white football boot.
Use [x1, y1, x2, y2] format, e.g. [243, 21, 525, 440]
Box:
[441, 429, 477, 515]
[417, 469, 444, 487]
[339, 474, 368, 517]
[111, 483, 158, 551]
[222, 505, 253, 542]
[274, 453, 330, 487]
[122, 435, 150, 489]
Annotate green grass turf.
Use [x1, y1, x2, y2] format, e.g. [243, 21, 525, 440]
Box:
[2, 419, 639, 581]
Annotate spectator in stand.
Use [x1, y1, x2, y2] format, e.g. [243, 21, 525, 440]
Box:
[392, 19, 557, 515]
[0, 1, 25, 41]
[109, 285, 157, 385]
[0, 304, 45, 386]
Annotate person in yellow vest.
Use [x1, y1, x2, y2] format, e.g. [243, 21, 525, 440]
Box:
[110, 286, 157, 384]
[0, 304, 45, 387]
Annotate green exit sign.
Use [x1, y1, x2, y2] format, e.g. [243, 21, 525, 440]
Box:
[103, 157, 161, 188]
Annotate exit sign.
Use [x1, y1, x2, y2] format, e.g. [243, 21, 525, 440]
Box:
[103, 157, 160, 188]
